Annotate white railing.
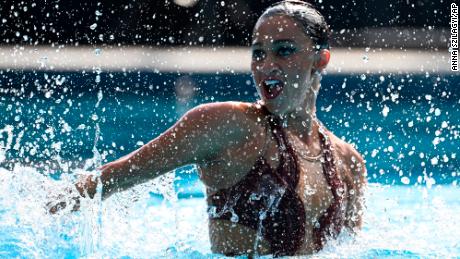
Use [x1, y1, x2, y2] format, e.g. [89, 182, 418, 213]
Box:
[0, 46, 452, 74]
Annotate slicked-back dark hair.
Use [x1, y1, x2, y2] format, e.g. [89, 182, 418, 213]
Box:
[258, 0, 330, 50]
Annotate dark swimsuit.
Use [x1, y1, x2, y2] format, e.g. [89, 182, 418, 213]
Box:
[207, 108, 346, 257]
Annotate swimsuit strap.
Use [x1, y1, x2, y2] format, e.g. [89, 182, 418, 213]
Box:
[262, 107, 347, 252]
[211, 106, 344, 255]
[260, 106, 305, 256]
[313, 122, 347, 251]
[264, 113, 300, 191]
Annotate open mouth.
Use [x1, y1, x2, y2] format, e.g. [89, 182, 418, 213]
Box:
[261, 79, 284, 99]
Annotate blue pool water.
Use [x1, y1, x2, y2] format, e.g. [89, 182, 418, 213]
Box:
[1, 71, 458, 183]
[0, 167, 459, 258]
[0, 70, 459, 257]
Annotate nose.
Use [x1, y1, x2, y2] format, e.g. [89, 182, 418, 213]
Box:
[257, 55, 282, 76]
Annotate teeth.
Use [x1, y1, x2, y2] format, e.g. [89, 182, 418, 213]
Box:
[265, 79, 280, 86]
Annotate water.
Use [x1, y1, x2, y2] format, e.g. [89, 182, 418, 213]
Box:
[0, 70, 459, 257]
[0, 166, 459, 258]
[1, 71, 458, 183]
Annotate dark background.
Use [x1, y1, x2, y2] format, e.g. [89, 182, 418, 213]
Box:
[0, 0, 451, 48]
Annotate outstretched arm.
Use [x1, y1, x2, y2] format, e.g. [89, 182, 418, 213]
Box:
[75, 102, 254, 200]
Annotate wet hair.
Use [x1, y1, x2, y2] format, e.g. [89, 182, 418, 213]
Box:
[258, 0, 330, 50]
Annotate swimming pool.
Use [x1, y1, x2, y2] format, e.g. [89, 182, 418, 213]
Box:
[0, 167, 459, 258]
[1, 70, 458, 183]
[0, 67, 459, 257]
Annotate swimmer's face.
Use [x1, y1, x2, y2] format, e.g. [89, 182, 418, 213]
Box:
[251, 15, 317, 115]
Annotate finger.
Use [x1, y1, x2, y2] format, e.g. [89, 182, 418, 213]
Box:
[48, 201, 67, 214]
[71, 196, 81, 211]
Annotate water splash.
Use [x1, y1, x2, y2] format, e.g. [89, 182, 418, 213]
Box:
[84, 89, 103, 172]
[78, 170, 103, 256]
[0, 162, 209, 258]
[252, 183, 285, 256]
[82, 123, 102, 171]
[0, 125, 14, 163]
[0, 164, 458, 257]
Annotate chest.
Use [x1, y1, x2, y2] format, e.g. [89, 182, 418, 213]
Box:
[262, 135, 334, 217]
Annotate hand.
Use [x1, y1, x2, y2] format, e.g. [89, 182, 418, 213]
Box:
[74, 174, 98, 199]
[47, 175, 98, 214]
[46, 187, 81, 214]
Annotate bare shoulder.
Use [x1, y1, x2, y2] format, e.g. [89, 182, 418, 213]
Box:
[326, 130, 367, 230]
[189, 101, 264, 117]
[188, 102, 269, 188]
[326, 131, 367, 183]
[185, 101, 266, 129]
[179, 101, 267, 154]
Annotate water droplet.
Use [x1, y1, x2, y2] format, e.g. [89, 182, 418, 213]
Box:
[97, 89, 103, 102]
[382, 105, 389, 117]
[90, 23, 97, 30]
[94, 48, 102, 56]
[434, 108, 441, 116]
[230, 213, 239, 223]
[443, 154, 449, 163]
[39, 56, 48, 67]
[371, 149, 378, 158]
[55, 76, 66, 86]
[362, 55, 369, 63]
[259, 211, 267, 220]
[250, 193, 261, 201]
[360, 74, 366, 80]
[401, 176, 410, 184]
[94, 66, 102, 74]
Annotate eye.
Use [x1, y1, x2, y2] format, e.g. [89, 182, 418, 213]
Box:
[276, 46, 296, 57]
[252, 49, 266, 61]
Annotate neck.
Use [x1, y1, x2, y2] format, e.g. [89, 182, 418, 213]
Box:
[279, 108, 318, 144]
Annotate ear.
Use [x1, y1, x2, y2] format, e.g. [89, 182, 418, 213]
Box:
[314, 49, 330, 71]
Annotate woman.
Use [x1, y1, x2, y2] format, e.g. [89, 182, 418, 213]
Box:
[52, 0, 367, 256]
